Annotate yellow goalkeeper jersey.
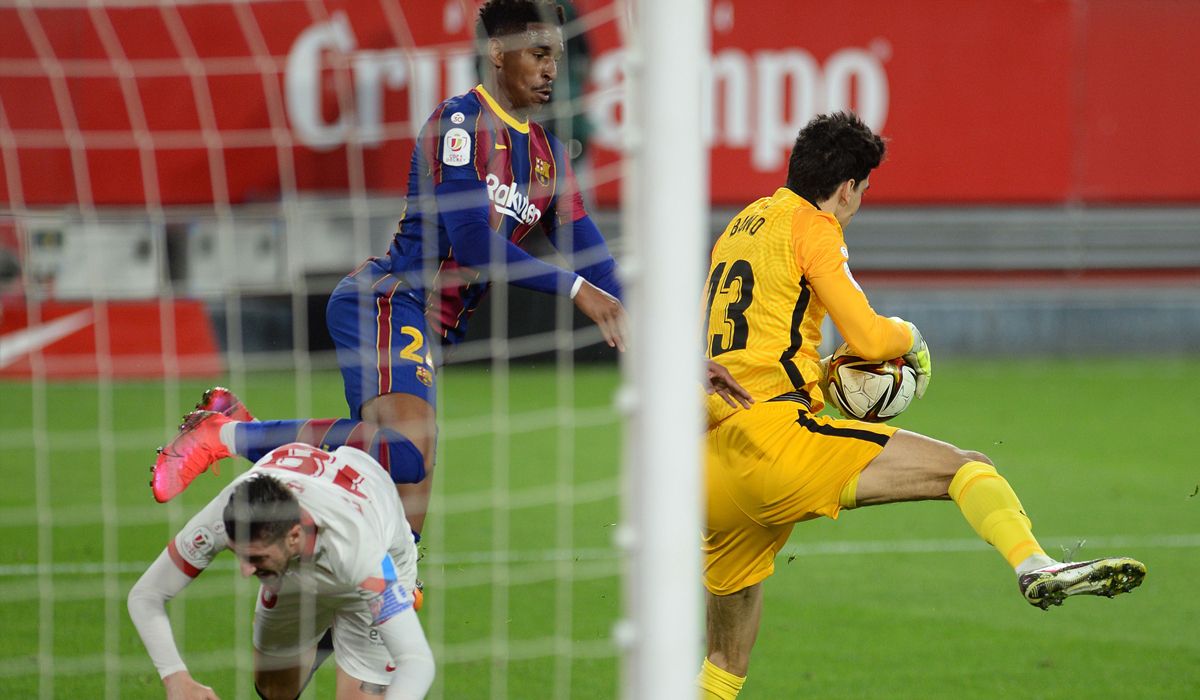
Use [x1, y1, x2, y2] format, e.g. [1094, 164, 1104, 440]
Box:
[704, 188, 912, 426]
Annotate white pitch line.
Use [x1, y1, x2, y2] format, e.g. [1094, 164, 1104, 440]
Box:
[1, 533, 1197, 578]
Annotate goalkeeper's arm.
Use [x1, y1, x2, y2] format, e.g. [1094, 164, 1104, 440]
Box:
[809, 267, 910, 360]
[127, 550, 216, 698]
[808, 270, 932, 397]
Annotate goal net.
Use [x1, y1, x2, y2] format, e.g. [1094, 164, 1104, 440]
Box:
[0, 1, 705, 698]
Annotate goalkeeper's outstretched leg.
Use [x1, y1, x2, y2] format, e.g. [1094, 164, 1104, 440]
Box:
[853, 430, 1147, 608]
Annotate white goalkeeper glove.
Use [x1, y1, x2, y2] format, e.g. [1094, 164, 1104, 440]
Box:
[890, 317, 931, 398]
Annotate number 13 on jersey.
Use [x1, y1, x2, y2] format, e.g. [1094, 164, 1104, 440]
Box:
[706, 259, 755, 356]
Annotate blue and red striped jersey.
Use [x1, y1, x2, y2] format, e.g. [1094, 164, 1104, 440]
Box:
[369, 84, 590, 343]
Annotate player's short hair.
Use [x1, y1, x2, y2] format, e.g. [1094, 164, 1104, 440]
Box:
[222, 474, 300, 545]
[786, 112, 886, 205]
[477, 0, 565, 39]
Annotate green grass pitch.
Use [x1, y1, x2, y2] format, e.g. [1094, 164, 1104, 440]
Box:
[1, 358, 1198, 698]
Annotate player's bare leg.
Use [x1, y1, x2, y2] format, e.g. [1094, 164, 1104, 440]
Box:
[253, 647, 315, 700]
[361, 392, 436, 536]
[701, 583, 760, 698]
[852, 429, 985, 505]
[852, 430, 1146, 608]
[335, 665, 388, 698]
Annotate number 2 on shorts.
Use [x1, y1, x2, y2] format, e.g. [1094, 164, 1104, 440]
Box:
[399, 325, 426, 364]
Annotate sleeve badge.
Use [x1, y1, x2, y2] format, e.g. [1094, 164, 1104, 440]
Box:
[443, 127, 472, 166]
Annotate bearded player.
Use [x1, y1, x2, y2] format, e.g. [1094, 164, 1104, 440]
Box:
[697, 112, 1147, 699]
[129, 444, 433, 699]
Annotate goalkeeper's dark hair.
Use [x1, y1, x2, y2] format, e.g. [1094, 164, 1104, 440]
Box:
[477, 0, 564, 39]
[223, 474, 300, 545]
[786, 112, 886, 206]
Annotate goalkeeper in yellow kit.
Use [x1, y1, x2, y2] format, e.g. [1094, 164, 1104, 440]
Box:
[697, 112, 1147, 699]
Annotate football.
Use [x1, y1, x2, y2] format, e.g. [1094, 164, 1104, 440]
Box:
[825, 343, 917, 422]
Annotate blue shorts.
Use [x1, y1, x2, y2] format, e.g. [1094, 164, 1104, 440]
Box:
[327, 273, 437, 420]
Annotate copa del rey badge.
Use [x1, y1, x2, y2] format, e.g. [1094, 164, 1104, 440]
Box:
[443, 127, 471, 166]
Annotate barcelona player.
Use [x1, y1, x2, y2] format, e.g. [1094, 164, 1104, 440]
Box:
[697, 113, 1147, 699]
[151, 0, 624, 551]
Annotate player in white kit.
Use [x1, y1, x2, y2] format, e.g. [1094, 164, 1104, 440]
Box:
[128, 443, 434, 699]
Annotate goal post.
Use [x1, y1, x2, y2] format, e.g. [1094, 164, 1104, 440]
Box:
[620, 0, 709, 698]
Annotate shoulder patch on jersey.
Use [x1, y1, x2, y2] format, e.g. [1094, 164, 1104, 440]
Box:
[450, 111, 465, 124]
[843, 262, 863, 292]
[443, 127, 472, 166]
[181, 526, 214, 559]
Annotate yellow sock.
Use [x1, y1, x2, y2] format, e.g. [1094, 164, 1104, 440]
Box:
[698, 657, 745, 700]
[948, 461, 1045, 569]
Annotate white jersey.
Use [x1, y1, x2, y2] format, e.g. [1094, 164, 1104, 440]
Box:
[129, 442, 432, 695]
[168, 443, 418, 604]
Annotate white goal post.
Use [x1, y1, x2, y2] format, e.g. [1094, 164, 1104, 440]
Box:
[620, 0, 708, 698]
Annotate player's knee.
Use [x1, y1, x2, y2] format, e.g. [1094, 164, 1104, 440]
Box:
[961, 449, 993, 467]
[945, 453, 1010, 502]
[942, 448, 990, 476]
[377, 428, 428, 484]
[927, 448, 991, 497]
[363, 395, 435, 449]
[380, 422, 433, 463]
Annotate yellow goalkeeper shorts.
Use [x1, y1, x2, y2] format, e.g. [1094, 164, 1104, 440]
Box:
[703, 396, 897, 596]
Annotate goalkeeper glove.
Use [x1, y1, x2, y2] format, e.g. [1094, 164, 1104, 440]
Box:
[817, 354, 832, 394]
[890, 317, 931, 398]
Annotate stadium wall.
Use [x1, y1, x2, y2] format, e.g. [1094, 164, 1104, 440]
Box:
[2, 0, 1199, 371]
[3, 0, 1200, 208]
[3, 201, 1196, 369]
[210, 205, 1200, 360]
